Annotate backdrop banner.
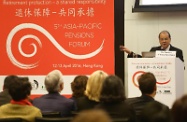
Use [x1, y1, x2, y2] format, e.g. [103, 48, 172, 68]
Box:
[0, 0, 114, 97]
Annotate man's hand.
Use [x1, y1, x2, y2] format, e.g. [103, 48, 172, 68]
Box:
[119, 45, 131, 54]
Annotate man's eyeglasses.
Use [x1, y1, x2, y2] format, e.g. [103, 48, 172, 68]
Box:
[159, 38, 169, 41]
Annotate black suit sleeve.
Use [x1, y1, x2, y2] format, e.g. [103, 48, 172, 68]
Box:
[176, 49, 184, 62]
[149, 47, 160, 52]
[127, 52, 142, 58]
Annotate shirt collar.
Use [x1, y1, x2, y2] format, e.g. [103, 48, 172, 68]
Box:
[11, 99, 33, 106]
[161, 45, 170, 51]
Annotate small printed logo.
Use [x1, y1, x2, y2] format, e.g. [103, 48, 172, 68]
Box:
[41, 85, 46, 90]
[30, 80, 39, 90]
[30, 79, 46, 91]
[163, 90, 172, 94]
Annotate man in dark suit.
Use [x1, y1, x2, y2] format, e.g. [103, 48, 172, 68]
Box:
[32, 70, 76, 117]
[125, 72, 159, 121]
[120, 30, 184, 62]
[0, 75, 18, 106]
[125, 72, 157, 115]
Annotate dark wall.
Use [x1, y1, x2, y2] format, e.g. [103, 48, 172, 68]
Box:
[114, 0, 125, 82]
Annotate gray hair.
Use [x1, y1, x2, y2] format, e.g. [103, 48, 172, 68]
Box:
[45, 70, 63, 93]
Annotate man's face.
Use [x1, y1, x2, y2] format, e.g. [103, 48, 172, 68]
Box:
[159, 32, 171, 50]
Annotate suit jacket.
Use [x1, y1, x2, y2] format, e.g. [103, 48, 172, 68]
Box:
[32, 92, 76, 117]
[140, 101, 170, 122]
[150, 45, 184, 62]
[0, 89, 12, 106]
[125, 95, 155, 116]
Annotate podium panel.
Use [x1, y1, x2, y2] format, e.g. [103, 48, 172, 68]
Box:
[127, 58, 184, 108]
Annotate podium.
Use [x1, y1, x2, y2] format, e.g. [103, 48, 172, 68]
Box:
[127, 58, 184, 108]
